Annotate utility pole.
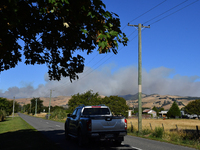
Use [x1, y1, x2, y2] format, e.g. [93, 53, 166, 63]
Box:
[128, 23, 150, 133]
[30, 100, 31, 114]
[48, 90, 52, 119]
[12, 97, 15, 119]
[35, 98, 37, 116]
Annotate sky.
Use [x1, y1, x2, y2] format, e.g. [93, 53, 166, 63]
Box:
[1, 0, 200, 98]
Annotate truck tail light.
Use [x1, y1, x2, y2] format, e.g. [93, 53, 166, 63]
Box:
[87, 120, 91, 131]
[124, 119, 127, 130]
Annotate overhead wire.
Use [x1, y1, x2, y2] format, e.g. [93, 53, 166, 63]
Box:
[149, 0, 199, 25]
[143, 0, 189, 24]
[128, 0, 167, 24]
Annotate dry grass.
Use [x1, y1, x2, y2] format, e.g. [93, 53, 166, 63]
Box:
[127, 118, 200, 131]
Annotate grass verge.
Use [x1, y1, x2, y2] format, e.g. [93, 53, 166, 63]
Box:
[0, 117, 62, 150]
[127, 126, 200, 150]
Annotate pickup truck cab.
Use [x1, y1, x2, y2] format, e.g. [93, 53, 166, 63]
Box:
[65, 104, 127, 146]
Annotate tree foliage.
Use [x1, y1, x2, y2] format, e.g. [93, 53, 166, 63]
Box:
[68, 90, 102, 112]
[51, 107, 67, 119]
[30, 97, 44, 115]
[102, 95, 128, 117]
[167, 101, 181, 118]
[68, 90, 128, 117]
[152, 106, 164, 116]
[0, 97, 19, 115]
[184, 99, 200, 115]
[0, 0, 128, 81]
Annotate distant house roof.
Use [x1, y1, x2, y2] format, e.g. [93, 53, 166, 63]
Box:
[143, 109, 151, 113]
[159, 111, 168, 114]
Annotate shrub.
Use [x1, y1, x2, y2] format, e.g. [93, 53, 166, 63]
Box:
[127, 125, 137, 134]
[51, 108, 67, 119]
[142, 128, 152, 135]
[152, 127, 164, 138]
[0, 109, 6, 121]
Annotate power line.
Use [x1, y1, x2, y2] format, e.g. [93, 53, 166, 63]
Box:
[143, 0, 189, 24]
[121, 0, 166, 31]
[129, 0, 167, 24]
[149, 0, 199, 25]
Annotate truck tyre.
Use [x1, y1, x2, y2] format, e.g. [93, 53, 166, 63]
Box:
[114, 140, 122, 146]
[65, 125, 70, 140]
[78, 131, 84, 147]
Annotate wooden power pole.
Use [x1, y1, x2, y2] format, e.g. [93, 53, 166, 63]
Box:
[128, 23, 150, 133]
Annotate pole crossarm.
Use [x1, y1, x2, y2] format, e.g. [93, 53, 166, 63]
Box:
[128, 23, 150, 28]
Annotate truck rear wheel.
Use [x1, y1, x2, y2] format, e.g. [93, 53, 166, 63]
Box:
[78, 131, 84, 147]
[65, 125, 70, 140]
[114, 140, 122, 146]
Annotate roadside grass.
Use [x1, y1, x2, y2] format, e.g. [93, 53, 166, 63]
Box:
[0, 116, 62, 150]
[127, 119, 200, 150]
[25, 112, 66, 123]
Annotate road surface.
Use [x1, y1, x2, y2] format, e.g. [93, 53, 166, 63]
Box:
[18, 113, 196, 150]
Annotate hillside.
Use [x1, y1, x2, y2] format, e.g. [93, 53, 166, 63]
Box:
[121, 93, 200, 110]
[11, 93, 200, 110]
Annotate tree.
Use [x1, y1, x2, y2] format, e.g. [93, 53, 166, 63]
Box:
[167, 101, 181, 118]
[0, 97, 19, 115]
[30, 98, 44, 115]
[0, 0, 128, 81]
[102, 96, 128, 117]
[68, 91, 129, 117]
[68, 90, 102, 112]
[184, 99, 200, 115]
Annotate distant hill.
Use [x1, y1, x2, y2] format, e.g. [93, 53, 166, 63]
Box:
[119, 93, 200, 110]
[119, 93, 148, 100]
[10, 93, 200, 110]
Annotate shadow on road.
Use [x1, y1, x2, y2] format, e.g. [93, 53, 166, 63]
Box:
[0, 129, 62, 150]
[0, 128, 134, 150]
[0, 129, 133, 150]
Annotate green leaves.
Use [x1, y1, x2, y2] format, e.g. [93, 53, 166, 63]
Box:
[81, 29, 88, 34]
[167, 101, 181, 118]
[68, 91, 129, 117]
[184, 99, 200, 115]
[0, 0, 128, 81]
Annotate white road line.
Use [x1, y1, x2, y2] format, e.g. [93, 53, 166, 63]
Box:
[122, 143, 142, 150]
[56, 125, 60, 127]
[131, 146, 142, 150]
[46, 122, 49, 124]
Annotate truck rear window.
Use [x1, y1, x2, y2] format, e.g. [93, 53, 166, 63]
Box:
[82, 108, 110, 115]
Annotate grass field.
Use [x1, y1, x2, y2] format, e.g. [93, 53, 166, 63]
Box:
[127, 118, 200, 131]
[0, 116, 62, 150]
[127, 118, 200, 149]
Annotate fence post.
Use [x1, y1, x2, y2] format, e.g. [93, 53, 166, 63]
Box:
[196, 126, 199, 136]
[149, 123, 152, 130]
[162, 123, 164, 131]
[176, 124, 178, 131]
[131, 122, 133, 132]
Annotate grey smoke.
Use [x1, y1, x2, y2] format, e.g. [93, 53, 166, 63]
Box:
[0, 66, 200, 98]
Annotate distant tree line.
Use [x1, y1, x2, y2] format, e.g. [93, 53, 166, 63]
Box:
[68, 90, 129, 117]
[0, 97, 20, 121]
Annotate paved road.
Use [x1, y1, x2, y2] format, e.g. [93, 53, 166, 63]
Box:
[19, 113, 196, 150]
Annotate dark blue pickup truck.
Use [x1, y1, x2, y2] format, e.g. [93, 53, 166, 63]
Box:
[65, 105, 127, 146]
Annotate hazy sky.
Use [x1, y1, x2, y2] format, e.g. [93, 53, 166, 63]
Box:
[1, 0, 200, 98]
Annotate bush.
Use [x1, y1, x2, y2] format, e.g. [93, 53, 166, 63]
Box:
[51, 108, 67, 119]
[152, 127, 164, 138]
[0, 109, 6, 121]
[142, 128, 152, 135]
